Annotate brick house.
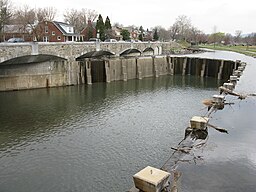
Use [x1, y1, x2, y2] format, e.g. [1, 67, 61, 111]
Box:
[80, 20, 97, 41]
[123, 26, 139, 40]
[35, 21, 81, 42]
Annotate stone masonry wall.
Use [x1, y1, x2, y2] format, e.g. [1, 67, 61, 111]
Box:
[0, 60, 72, 91]
[0, 41, 179, 63]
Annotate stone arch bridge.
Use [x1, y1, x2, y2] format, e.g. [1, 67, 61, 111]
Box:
[0, 41, 179, 63]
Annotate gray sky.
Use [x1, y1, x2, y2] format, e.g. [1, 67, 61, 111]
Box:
[12, 0, 256, 35]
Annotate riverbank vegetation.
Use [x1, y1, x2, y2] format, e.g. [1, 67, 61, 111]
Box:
[199, 44, 256, 57]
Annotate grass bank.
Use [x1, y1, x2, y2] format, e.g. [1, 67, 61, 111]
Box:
[199, 44, 256, 57]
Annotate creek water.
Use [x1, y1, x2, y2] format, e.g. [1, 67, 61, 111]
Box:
[0, 50, 255, 192]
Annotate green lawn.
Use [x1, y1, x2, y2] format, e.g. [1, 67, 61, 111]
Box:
[199, 44, 256, 57]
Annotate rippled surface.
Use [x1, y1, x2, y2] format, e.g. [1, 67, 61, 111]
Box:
[0, 51, 256, 192]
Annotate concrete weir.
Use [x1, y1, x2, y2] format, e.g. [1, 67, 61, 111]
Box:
[0, 53, 240, 91]
[171, 56, 237, 79]
[77, 56, 239, 85]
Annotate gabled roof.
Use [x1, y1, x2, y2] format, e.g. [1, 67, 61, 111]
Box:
[81, 23, 96, 34]
[4, 25, 27, 33]
[52, 21, 79, 36]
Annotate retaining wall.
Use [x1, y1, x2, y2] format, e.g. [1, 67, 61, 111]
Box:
[0, 55, 239, 91]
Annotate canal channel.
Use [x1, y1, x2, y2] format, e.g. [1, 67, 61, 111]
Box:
[0, 50, 255, 192]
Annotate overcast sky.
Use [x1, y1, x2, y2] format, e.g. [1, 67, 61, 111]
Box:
[12, 0, 256, 35]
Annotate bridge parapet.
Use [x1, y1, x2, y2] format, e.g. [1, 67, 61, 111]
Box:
[0, 41, 178, 63]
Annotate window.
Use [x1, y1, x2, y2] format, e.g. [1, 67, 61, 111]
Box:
[52, 31, 55, 36]
[45, 26, 48, 33]
[68, 27, 72, 32]
[57, 36, 61, 41]
[43, 36, 49, 42]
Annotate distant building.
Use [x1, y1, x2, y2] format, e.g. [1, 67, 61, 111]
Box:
[143, 30, 153, 41]
[112, 26, 123, 40]
[80, 20, 97, 41]
[35, 21, 81, 42]
[2, 25, 32, 42]
[123, 26, 139, 40]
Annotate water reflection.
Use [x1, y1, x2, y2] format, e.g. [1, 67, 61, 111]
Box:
[0, 51, 255, 192]
[0, 74, 220, 192]
[0, 75, 221, 153]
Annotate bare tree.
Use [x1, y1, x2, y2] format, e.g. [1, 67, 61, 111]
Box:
[64, 8, 98, 33]
[153, 25, 170, 41]
[36, 7, 57, 22]
[0, 0, 13, 41]
[85, 8, 98, 22]
[64, 9, 79, 32]
[197, 33, 208, 44]
[13, 5, 36, 31]
[169, 15, 192, 41]
[169, 23, 179, 41]
[234, 30, 242, 43]
[188, 27, 201, 44]
[11, 5, 57, 41]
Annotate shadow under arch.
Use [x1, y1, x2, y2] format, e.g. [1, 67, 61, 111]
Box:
[142, 47, 154, 56]
[76, 50, 115, 60]
[0, 54, 67, 66]
[120, 48, 141, 57]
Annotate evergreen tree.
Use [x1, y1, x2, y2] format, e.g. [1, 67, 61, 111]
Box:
[0, 0, 12, 42]
[104, 16, 111, 30]
[138, 33, 143, 41]
[139, 26, 144, 33]
[153, 28, 159, 41]
[138, 26, 144, 41]
[96, 14, 105, 41]
[121, 29, 130, 41]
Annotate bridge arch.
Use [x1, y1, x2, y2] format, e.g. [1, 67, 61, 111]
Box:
[0, 54, 68, 91]
[120, 48, 141, 57]
[0, 54, 66, 65]
[142, 47, 154, 56]
[76, 50, 115, 60]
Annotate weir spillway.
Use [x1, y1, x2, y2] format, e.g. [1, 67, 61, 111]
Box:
[77, 56, 239, 85]
[0, 54, 240, 91]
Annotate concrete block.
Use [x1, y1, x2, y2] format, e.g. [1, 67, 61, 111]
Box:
[240, 62, 247, 67]
[133, 166, 170, 192]
[233, 70, 242, 77]
[229, 75, 238, 85]
[213, 95, 225, 104]
[212, 95, 225, 110]
[223, 82, 234, 90]
[230, 76, 238, 81]
[238, 66, 245, 71]
[190, 116, 209, 130]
